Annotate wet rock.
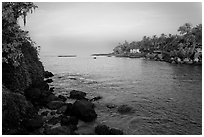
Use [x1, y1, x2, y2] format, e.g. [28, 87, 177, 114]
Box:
[49, 87, 54, 92]
[45, 79, 53, 83]
[69, 77, 77, 80]
[47, 116, 60, 125]
[50, 111, 56, 115]
[44, 126, 72, 135]
[69, 116, 79, 125]
[56, 105, 67, 114]
[46, 94, 59, 103]
[90, 96, 102, 102]
[109, 128, 124, 135]
[70, 90, 87, 100]
[61, 116, 71, 126]
[117, 104, 133, 114]
[47, 101, 65, 110]
[58, 95, 67, 102]
[95, 124, 124, 135]
[71, 99, 97, 122]
[61, 116, 78, 126]
[64, 103, 73, 116]
[24, 115, 44, 131]
[44, 71, 54, 78]
[95, 125, 110, 135]
[41, 111, 49, 116]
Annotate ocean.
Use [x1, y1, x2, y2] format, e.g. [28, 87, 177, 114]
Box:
[40, 55, 202, 135]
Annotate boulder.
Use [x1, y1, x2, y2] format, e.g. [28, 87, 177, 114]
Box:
[44, 71, 54, 78]
[48, 116, 60, 125]
[56, 105, 67, 114]
[50, 111, 56, 115]
[61, 116, 71, 126]
[90, 96, 102, 102]
[58, 95, 67, 102]
[117, 104, 133, 114]
[44, 126, 72, 135]
[95, 125, 124, 135]
[95, 125, 110, 135]
[45, 94, 59, 103]
[70, 90, 86, 100]
[71, 100, 97, 122]
[49, 87, 54, 92]
[109, 128, 124, 135]
[61, 116, 78, 126]
[64, 103, 73, 116]
[45, 79, 53, 83]
[41, 111, 49, 116]
[47, 101, 65, 110]
[24, 115, 44, 131]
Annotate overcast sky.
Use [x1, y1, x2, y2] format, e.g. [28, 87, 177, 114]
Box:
[20, 2, 202, 56]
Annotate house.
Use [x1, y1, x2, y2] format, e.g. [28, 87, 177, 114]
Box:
[130, 49, 140, 53]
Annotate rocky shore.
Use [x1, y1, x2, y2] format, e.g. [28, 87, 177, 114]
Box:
[3, 54, 124, 135]
[112, 52, 202, 65]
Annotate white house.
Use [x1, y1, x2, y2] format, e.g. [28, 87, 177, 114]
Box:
[130, 49, 140, 53]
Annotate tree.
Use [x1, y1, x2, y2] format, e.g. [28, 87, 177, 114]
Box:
[2, 2, 37, 66]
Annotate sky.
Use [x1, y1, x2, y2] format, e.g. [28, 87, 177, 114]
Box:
[20, 2, 202, 56]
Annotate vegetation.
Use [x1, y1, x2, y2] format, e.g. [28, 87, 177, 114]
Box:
[2, 2, 44, 92]
[113, 23, 202, 63]
[2, 2, 38, 67]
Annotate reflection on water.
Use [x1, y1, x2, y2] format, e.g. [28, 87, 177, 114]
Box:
[40, 55, 202, 135]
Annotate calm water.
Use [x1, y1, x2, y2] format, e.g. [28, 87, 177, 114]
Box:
[40, 55, 202, 135]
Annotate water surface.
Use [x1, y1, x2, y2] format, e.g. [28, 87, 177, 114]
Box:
[40, 55, 202, 135]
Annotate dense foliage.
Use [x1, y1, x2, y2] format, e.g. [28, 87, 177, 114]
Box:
[2, 2, 38, 67]
[2, 2, 44, 93]
[113, 23, 202, 61]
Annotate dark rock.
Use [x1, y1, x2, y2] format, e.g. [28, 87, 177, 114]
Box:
[95, 125, 110, 135]
[45, 79, 53, 83]
[61, 116, 78, 126]
[70, 90, 86, 100]
[64, 103, 73, 116]
[69, 77, 77, 80]
[44, 71, 54, 78]
[71, 99, 97, 122]
[49, 87, 54, 92]
[69, 116, 79, 125]
[56, 105, 67, 114]
[58, 95, 67, 102]
[24, 115, 44, 131]
[95, 124, 124, 135]
[41, 111, 49, 116]
[109, 128, 124, 135]
[46, 94, 59, 103]
[117, 104, 133, 114]
[50, 111, 56, 115]
[61, 116, 71, 126]
[45, 126, 71, 135]
[47, 101, 65, 110]
[90, 96, 102, 102]
[48, 116, 60, 125]
[69, 124, 78, 131]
